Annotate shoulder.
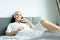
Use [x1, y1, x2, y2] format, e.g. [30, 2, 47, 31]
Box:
[8, 22, 15, 26]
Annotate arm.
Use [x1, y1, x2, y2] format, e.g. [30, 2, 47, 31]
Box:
[21, 18, 35, 28]
[6, 27, 24, 36]
[26, 20, 35, 28]
[6, 31, 17, 36]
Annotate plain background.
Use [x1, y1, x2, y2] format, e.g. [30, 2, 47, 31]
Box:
[0, 0, 59, 24]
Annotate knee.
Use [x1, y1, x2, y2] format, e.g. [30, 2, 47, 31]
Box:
[40, 20, 45, 24]
[40, 20, 46, 26]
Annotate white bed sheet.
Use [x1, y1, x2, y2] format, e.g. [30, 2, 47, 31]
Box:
[0, 29, 44, 40]
[0, 29, 60, 40]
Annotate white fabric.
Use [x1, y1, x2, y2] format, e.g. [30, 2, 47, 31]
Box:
[1, 29, 44, 40]
[6, 22, 30, 33]
[35, 23, 47, 31]
[6, 22, 44, 39]
[1, 31, 60, 40]
[16, 29, 43, 38]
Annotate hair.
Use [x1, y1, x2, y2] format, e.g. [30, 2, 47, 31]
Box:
[10, 14, 24, 23]
[10, 11, 24, 23]
[10, 15, 15, 23]
[10, 11, 21, 23]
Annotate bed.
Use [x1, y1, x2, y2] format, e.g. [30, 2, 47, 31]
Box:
[0, 17, 60, 40]
[0, 31, 60, 40]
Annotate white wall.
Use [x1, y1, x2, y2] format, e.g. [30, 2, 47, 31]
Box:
[38, 0, 59, 24]
[0, 0, 59, 24]
[37, 0, 59, 24]
[45, 0, 59, 24]
[0, 0, 22, 17]
[0, 0, 44, 17]
[0, 0, 49, 17]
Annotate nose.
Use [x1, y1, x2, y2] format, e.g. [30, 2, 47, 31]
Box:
[18, 15, 21, 18]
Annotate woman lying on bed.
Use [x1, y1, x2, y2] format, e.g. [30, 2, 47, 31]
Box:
[6, 11, 35, 36]
[6, 11, 60, 36]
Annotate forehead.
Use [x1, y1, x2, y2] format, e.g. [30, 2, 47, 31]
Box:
[14, 11, 22, 15]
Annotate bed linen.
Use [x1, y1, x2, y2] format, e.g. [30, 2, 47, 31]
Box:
[0, 29, 60, 40]
[0, 29, 44, 40]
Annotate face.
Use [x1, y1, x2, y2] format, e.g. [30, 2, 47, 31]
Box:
[14, 11, 23, 21]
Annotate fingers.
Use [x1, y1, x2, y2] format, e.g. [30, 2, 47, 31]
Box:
[17, 27, 24, 32]
[21, 18, 28, 22]
[19, 27, 24, 30]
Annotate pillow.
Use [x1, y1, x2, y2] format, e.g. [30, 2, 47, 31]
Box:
[32, 17, 41, 25]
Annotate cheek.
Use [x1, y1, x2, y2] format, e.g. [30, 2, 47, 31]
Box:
[14, 16, 18, 20]
[14, 15, 22, 19]
[16, 16, 21, 20]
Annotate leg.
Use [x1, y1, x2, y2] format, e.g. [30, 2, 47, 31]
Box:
[40, 20, 60, 31]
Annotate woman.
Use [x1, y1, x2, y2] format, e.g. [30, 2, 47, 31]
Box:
[6, 11, 35, 36]
[6, 11, 60, 36]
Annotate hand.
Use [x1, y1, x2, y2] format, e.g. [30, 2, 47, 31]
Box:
[16, 27, 24, 32]
[21, 18, 29, 23]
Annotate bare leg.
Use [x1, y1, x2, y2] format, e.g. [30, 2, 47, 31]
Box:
[40, 20, 60, 31]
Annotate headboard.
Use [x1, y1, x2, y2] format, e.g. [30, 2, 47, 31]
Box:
[0, 17, 41, 35]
